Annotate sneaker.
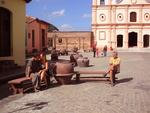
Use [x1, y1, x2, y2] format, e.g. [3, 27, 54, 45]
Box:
[111, 83, 115, 87]
[34, 87, 40, 92]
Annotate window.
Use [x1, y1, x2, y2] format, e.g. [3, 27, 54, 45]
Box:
[99, 14, 106, 21]
[42, 29, 45, 47]
[0, 7, 11, 57]
[32, 30, 35, 48]
[117, 13, 123, 21]
[144, 13, 150, 21]
[58, 38, 62, 43]
[99, 31, 106, 40]
[100, 0, 105, 5]
[130, 12, 137, 22]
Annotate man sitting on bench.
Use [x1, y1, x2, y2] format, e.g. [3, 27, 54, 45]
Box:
[26, 53, 43, 91]
[104, 51, 121, 86]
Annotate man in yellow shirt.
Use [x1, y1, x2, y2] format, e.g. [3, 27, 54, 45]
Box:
[104, 51, 121, 86]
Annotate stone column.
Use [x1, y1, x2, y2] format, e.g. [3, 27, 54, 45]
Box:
[92, 10, 97, 25]
[108, 6, 112, 23]
[112, 6, 116, 23]
[125, 6, 128, 23]
[124, 27, 128, 48]
[138, 28, 143, 48]
[123, 6, 129, 48]
[139, 6, 143, 23]
[112, 27, 116, 49]
[108, 27, 112, 48]
[66, 38, 68, 50]
[92, 0, 97, 6]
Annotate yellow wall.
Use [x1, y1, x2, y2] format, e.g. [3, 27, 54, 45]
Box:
[0, 0, 26, 66]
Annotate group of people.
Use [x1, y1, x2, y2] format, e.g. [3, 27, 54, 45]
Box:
[26, 52, 54, 91]
[93, 45, 108, 58]
[26, 47, 120, 88]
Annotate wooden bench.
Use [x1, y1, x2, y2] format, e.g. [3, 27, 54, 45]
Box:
[8, 77, 34, 94]
[74, 70, 117, 83]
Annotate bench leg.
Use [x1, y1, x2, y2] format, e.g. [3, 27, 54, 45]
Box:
[9, 84, 18, 94]
[18, 88, 24, 94]
[75, 73, 80, 83]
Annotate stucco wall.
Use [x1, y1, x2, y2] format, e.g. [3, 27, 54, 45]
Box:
[48, 32, 93, 51]
[26, 20, 49, 53]
[0, 0, 26, 66]
[92, 0, 150, 49]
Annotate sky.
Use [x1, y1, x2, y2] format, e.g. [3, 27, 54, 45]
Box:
[26, 0, 92, 31]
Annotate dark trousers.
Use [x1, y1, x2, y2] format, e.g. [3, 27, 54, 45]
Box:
[93, 51, 96, 57]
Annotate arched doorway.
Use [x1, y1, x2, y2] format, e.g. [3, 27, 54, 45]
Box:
[143, 35, 149, 48]
[117, 35, 123, 47]
[0, 7, 11, 57]
[128, 32, 137, 47]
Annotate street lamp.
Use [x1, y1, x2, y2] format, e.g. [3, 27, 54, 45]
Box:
[52, 30, 58, 49]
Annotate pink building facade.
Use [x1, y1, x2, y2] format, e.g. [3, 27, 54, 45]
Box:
[26, 16, 50, 53]
[92, 0, 150, 49]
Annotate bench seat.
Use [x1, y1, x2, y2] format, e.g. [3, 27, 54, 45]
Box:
[8, 77, 34, 94]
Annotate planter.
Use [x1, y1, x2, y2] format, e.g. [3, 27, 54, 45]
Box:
[77, 57, 89, 67]
[70, 53, 83, 66]
[54, 62, 74, 84]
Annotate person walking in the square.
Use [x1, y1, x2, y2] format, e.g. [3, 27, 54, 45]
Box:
[93, 44, 96, 57]
[103, 45, 107, 57]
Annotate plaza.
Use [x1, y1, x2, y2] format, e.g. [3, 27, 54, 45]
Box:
[0, 51, 150, 113]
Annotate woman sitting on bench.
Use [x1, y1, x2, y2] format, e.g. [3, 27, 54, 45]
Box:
[39, 52, 55, 87]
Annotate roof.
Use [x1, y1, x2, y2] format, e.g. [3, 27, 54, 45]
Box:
[26, 16, 59, 31]
[26, 16, 50, 25]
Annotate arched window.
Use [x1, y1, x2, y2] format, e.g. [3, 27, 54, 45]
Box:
[130, 12, 137, 22]
[0, 7, 11, 57]
[100, 0, 105, 5]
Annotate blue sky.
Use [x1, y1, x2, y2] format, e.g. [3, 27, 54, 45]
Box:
[26, 0, 92, 31]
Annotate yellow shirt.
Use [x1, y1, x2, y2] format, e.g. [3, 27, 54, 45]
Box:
[109, 57, 121, 65]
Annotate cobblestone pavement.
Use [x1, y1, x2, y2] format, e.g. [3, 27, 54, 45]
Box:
[0, 52, 150, 113]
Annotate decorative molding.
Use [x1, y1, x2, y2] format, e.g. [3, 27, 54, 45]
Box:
[131, 0, 137, 4]
[145, 0, 150, 3]
[92, 23, 150, 26]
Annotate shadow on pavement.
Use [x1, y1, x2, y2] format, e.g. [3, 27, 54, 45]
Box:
[8, 101, 49, 113]
[0, 83, 12, 100]
[117, 77, 133, 84]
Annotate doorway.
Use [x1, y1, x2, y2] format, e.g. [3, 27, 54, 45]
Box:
[117, 35, 123, 47]
[128, 32, 137, 47]
[143, 35, 149, 48]
[0, 7, 11, 57]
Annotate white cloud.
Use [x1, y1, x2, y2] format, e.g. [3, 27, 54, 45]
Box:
[51, 9, 65, 17]
[82, 13, 91, 18]
[59, 24, 73, 31]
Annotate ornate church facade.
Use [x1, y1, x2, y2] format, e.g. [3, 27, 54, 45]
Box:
[92, 0, 150, 49]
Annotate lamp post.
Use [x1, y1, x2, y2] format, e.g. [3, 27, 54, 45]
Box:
[83, 37, 85, 51]
[52, 30, 58, 49]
